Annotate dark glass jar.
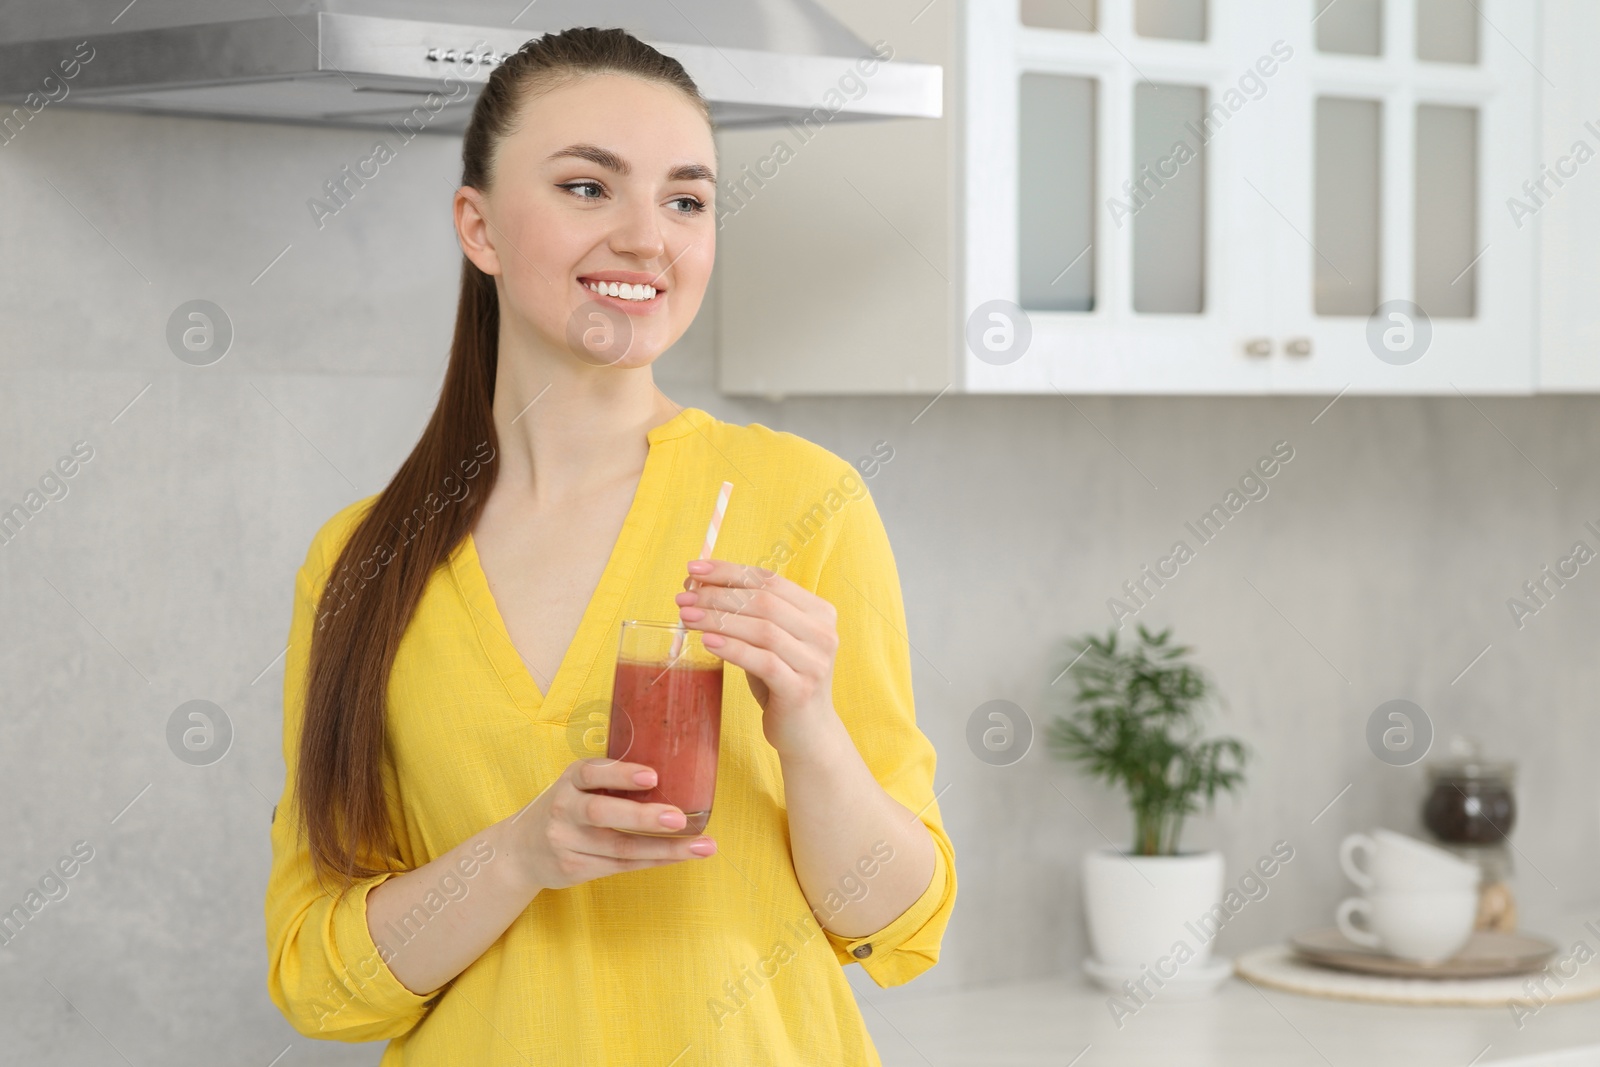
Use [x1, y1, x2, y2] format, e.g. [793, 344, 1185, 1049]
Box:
[1423, 753, 1516, 845]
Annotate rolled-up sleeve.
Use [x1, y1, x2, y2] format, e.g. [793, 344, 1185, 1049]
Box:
[809, 478, 957, 988]
[264, 532, 439, 1040]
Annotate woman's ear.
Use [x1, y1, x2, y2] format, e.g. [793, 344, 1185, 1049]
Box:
[454, 186, 502, 276]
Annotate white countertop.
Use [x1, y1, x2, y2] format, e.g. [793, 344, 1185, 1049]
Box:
[863, 975, 1600, 1066]
[859, 913, 1600, 1066]
[864, 979, 1600, 1067]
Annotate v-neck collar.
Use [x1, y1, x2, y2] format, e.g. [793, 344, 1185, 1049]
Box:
[448, 405, 710, 725]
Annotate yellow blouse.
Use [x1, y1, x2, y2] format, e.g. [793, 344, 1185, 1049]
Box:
[264, 405, 957, 1065]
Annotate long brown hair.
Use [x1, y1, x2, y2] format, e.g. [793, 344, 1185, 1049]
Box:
[292, 27, 713, 891]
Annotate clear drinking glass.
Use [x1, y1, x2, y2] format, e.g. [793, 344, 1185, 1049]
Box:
[594, 620, 724, 837]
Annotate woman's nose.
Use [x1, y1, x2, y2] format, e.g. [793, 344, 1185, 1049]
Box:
[607, 198, 666, 261]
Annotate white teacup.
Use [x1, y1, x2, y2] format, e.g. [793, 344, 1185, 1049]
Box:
[1340, 829, 1480, 892]
[1335, 890, 1478, 963]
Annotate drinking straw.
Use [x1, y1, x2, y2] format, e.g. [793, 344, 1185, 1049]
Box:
[671, 480, 734, 661]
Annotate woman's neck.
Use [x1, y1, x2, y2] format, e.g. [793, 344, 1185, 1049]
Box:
[487, 340, 679, 510]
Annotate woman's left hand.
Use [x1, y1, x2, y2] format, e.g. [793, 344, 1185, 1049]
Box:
[676, 559, 839, 754]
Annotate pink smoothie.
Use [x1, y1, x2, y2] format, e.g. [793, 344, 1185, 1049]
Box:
[596, 658, 723, 836]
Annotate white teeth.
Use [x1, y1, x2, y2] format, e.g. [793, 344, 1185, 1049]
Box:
[584, 280, 656, 301]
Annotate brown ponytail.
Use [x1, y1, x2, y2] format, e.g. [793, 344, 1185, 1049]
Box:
[291, 27, 712, 890]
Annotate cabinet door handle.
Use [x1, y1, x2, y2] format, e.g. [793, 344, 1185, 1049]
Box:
[1285, 337, 1313, 357]
[1243, 337, 1273, 357]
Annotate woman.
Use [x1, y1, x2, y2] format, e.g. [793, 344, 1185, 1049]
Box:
[264, 26, 955, 1065]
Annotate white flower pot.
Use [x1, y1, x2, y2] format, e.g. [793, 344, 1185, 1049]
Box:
[1082, 848, 1226, 968]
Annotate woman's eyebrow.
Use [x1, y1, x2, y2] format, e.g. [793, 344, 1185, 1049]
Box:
[670, 162, 717, 185]
[546, 143, 716, 185]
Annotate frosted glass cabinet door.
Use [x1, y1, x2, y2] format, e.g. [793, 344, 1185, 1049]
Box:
[1265, 0, 1537, 393]
[962, 0, 1278, 393]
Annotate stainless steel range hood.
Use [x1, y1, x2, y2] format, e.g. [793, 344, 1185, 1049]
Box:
[0, 0, 941, 133]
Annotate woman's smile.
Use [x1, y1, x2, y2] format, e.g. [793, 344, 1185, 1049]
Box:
[577, 270, 668, 315]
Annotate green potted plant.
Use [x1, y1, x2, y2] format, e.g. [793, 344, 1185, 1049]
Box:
[1049, 623, 1248, 990]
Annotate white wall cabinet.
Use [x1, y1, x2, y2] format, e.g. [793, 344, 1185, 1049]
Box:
[715, 0, 1551, 397]
[1536, 0, 1600, 391]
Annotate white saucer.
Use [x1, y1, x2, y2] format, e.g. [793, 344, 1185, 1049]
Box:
[1082, 954, 1234, 999]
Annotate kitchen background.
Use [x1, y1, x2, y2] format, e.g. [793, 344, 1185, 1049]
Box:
[3, 0, 1600, 1064]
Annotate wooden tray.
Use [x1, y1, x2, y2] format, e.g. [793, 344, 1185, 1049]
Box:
[1290, 927, 1556, 979]
[1236, 944, 1600, 1008]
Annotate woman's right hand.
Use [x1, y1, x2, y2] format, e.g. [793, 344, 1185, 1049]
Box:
[501, 758, 717, 894]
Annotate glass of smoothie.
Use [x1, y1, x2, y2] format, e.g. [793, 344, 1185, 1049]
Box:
[595, 619, 724, 837]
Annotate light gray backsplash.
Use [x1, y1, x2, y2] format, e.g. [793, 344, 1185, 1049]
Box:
[4, 107, 1597, 1063]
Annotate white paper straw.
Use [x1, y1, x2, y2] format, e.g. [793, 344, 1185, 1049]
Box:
[671, 480, 734, 661]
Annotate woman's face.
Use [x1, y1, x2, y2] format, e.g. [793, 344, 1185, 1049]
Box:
[458, 72, 717, 370]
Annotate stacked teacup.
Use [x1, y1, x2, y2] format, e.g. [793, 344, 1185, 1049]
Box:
[1335, 828, 1482, 963]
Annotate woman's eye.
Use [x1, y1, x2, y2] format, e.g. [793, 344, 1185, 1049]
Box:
[559, 182, 705, 215]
